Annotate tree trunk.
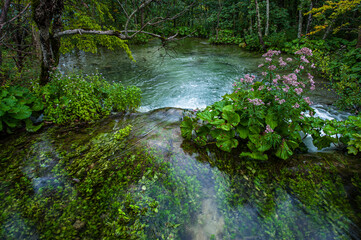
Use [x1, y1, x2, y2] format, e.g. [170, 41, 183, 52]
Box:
[297, 6, 303, 38]
[32, 25, 42, 61]
[0, 0, 11, 70]
[323, 23, 332, 40]
[32, 0, 64, 85]
[254, 0, 265, 50]
[215, 0, 222, 42]
[265, 0, 269, 36]
[249, 16, 253, 34]
[305, 1, 313, 35]
[357, 26, 361, 49]
[140, 7, 144, 28]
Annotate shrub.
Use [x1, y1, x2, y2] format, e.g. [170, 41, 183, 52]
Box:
[209, 30, 243, 45]
[0, 85, 43, 133]
[39, 73, 141, 124]
[181, 48, 317, 160]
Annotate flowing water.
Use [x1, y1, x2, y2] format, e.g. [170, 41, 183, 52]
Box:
[60, 39, 262, 111]
[1, 39, 360, 240]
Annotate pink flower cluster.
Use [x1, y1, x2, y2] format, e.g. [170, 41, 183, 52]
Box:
[303, 97, 313, 105]
[293, 103, 300, 108]
[240, 74, 256, 84]
[308, 73, 315, 90]
[279, 57, 287, 67]
[268, 65, 277, 70]
[300, 55, 309, 63]
[275, 96, 286, 104]
[282, 73, 298, 86]
[295, 47, 313, 56]
[294, 88, 303, 95]
[263, 50, 281, 57]
[265, 124, 274, 133]
[248, 98, 265, 106]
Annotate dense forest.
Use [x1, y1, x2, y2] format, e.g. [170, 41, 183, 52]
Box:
[1, 0, 361, 239]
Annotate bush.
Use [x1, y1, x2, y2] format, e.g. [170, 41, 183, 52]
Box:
[39, 73, 141, 124]
[0, 85, 43, 133]
[209, 30, 243, 45]
[181, 48, 318, 160]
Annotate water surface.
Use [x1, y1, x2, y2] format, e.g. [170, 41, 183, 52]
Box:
[60, 39, 262, 111]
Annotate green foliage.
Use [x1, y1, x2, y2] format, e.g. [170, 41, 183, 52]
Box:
[181, 48, 317, 160]
[0, 85, 43, 133]
[306, 115, 361, 155]
[243, 33, 261, 50]
[209, 30, 243, 45]
[39, 73, 141, 124]
[0, 112, 202, 239]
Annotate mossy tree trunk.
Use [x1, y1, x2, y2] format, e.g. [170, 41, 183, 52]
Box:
[32, 0, 63, 86]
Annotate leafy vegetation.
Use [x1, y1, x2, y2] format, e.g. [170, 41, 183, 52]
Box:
[37, 72, 141, 125]
[0, 117, 201, 239]
[0, 85, 43, 133]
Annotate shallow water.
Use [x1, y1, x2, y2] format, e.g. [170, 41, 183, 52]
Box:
[1, 39, 359, 239]
[60, 39, 262, 111]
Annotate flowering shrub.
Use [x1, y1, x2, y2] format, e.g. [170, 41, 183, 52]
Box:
[181, 48, 317, 160]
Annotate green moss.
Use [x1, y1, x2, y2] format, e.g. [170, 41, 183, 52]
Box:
[0, 114, 202, 239]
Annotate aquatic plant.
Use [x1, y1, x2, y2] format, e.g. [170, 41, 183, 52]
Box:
[0, 117, 202, 239]
[181, 48, 318, 160]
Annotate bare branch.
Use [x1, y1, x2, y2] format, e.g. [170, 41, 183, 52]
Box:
[0, 3, 30, 31]
[54, 29, 129, 39]
[116, 0, 129, 18]
[0, 0, 11, 25]
[54, 28, 193, 43]
[124, 0, 154, 36]
[128, 1, 195, 39]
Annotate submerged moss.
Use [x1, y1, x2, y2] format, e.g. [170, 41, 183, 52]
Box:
[0, 112, 202, 239]
[1, 108, 361, 239]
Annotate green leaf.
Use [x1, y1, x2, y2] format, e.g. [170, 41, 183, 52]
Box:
[2, 96, 17, 109]
[347, 146, 358, 155]
[213, 101, 228, 111]
[236, 125, 249, 139]
[32, 100, 44, 112]
[222, 105, 233, 112]
[249, 125, 261, 134]
[180, 116, 194, 140]
[265, 112, 278, 129]
[211, 118, 226, 125]
[275, 141, 293, 160]
[197, 110, 218, 122]
[216, 129, 238, 152]
[0, 89, 8, 98]
[3, 117, 19, 128]
[218, 123, 232, 131]
[25, 119, 43, 132]
[9, 105, 32, 120]
[222, 110, 240, 127]
[0, 120, 2, 131]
